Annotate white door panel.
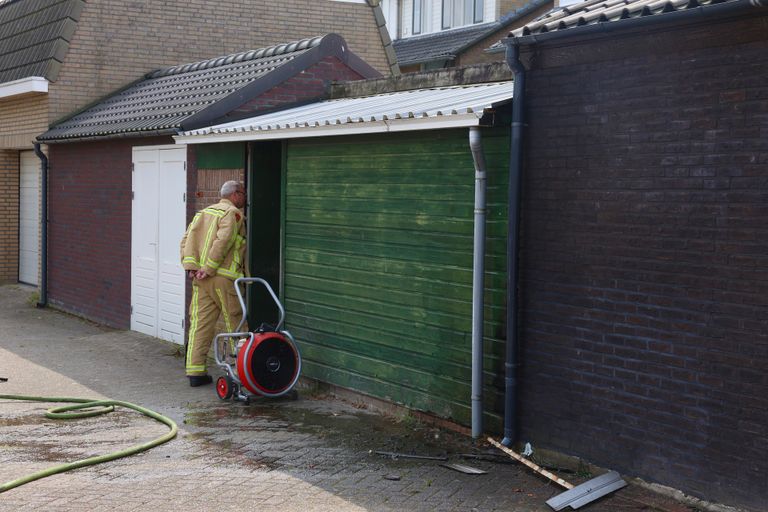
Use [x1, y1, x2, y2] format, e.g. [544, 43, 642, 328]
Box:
[19, 151, 40, 285]
[131, 146, 186, 344]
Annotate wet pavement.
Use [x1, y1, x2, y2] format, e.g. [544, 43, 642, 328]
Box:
[0, 284, 705, 511]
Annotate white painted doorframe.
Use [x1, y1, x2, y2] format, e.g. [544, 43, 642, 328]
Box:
[131, 145, 187, 344]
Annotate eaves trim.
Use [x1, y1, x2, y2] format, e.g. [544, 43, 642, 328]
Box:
[175, 113, 485, 144]
[0, 76, 48, 99]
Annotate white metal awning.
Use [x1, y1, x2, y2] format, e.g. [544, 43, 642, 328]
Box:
[174, 81, 514, 144]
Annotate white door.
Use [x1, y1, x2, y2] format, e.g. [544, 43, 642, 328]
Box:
[131, 145, 187, 344]
[19, 151, 40, 285]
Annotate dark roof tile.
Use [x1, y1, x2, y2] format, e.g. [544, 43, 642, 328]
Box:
[395, 0, 552, 66]
[394, 22, 502, 66]
[39, 34, 368, 141]
[0, 0, 83, 83]
[510, 0, 750, 38]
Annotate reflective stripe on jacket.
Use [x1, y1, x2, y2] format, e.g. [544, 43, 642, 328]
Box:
[180, 198, 246, 280]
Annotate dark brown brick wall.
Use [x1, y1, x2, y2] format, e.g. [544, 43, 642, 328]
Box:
[517, 14, 768, 511]
[47, 137, 172, 328]
[230, 56, 365, 115]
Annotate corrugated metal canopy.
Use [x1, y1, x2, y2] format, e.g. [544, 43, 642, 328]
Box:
[175, 81, 515, 144]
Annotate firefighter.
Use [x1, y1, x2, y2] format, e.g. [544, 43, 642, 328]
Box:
[180, 180, 247, 386]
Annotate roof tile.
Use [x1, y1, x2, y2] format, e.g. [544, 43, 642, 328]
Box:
[512, 0, 745, 37]
[0, 0, 83, 83]
[39, 34, 335, 141]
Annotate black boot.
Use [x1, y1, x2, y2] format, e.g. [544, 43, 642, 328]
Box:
[188, 375, 213, 387]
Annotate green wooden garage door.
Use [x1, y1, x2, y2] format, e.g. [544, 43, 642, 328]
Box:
[284, 128, 510, 428]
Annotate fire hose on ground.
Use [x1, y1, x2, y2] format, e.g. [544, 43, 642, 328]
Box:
[0, 393, 178, 494]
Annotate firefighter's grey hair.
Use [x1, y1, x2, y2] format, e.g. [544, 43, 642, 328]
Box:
[220, 180, 244, 197]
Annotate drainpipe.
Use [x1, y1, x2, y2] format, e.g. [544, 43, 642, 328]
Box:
[468, 126, 487, 439]
[501, 41, 525, 447]
[33, 142, 48, 308]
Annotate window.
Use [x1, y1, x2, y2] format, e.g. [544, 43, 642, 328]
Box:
[412, 0, 427, 35]
[442, 0, 484, 29]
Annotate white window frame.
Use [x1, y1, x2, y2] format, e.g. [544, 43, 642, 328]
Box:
[412, 0, 428, 34]
[442, 0, 484, 29]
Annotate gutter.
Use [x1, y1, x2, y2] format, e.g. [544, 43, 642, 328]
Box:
[33, 143, 48, 308]
[38, 128, 179, 144]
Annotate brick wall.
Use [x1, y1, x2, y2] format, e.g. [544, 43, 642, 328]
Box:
[48, 0, 388, 123]
[229, 56, 365, 116]
[517, 15, 768, 511]
[47, 51, 366, 330]
[456, 3, 551, 67]
[0, 150, 18, 283]
[0, 94, 48, 149]
[184, 165, 247, 337]
[47, 136, 172, 327]
[192, 169, 245, 214]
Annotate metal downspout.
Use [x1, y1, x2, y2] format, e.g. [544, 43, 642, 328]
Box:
[33, 143, 48, 308]
[469, 126, 488, 439]
[501, 42, 525, 447]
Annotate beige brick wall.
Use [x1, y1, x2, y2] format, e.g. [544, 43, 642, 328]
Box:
[0, 149, 19, 283]
[0, 94, 48, 149]
[194, 169, 245, 214]
[456, 2, 552, 66]
[49, 0, 389, 122]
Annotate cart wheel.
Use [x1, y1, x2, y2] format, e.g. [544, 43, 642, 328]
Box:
[216, 376, 233, 400]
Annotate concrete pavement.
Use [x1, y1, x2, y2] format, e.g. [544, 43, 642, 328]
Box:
[0, 284, 703, 511]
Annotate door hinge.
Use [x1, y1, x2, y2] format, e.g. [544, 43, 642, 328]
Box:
[184, 162, 187, 171]
[181, 318, 185, 329]
[183, 192, 186, 202]
[131, 163, 134, 172]
[131, 191, 134, 200]
[130, 305, 133, 315]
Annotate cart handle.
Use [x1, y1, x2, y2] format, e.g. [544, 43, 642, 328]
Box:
[233, 277, 285, 332]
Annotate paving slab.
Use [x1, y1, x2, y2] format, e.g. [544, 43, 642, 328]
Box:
[0, 284, 701, 512]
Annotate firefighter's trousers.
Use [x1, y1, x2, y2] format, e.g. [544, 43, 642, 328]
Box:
[186, 275, 244, 376]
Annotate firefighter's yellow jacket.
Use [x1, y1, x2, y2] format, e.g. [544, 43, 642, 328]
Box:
[180, 198, 246, 280]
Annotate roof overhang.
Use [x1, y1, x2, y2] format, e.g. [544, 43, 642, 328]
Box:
[505, 0, 768, 47]
[0, 76, 48, 99]
[175, 113, 485, 144]
[175, 81, 514, 145]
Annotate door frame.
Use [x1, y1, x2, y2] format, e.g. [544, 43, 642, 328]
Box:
[130, 144, 187, 343]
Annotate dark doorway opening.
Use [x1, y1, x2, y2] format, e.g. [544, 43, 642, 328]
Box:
[246, 141, 283, 328]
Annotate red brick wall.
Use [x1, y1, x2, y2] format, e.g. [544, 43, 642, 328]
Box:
[517, 15, 768, 511]
[0, 150, 19, 283]
[230, 56, 365, 115]
[47, 137, 172, 328]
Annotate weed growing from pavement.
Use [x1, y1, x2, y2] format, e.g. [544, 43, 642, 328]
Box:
[25, 291, 39, 306]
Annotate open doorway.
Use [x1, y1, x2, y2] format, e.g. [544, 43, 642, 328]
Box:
[246, 141, 283, 328]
